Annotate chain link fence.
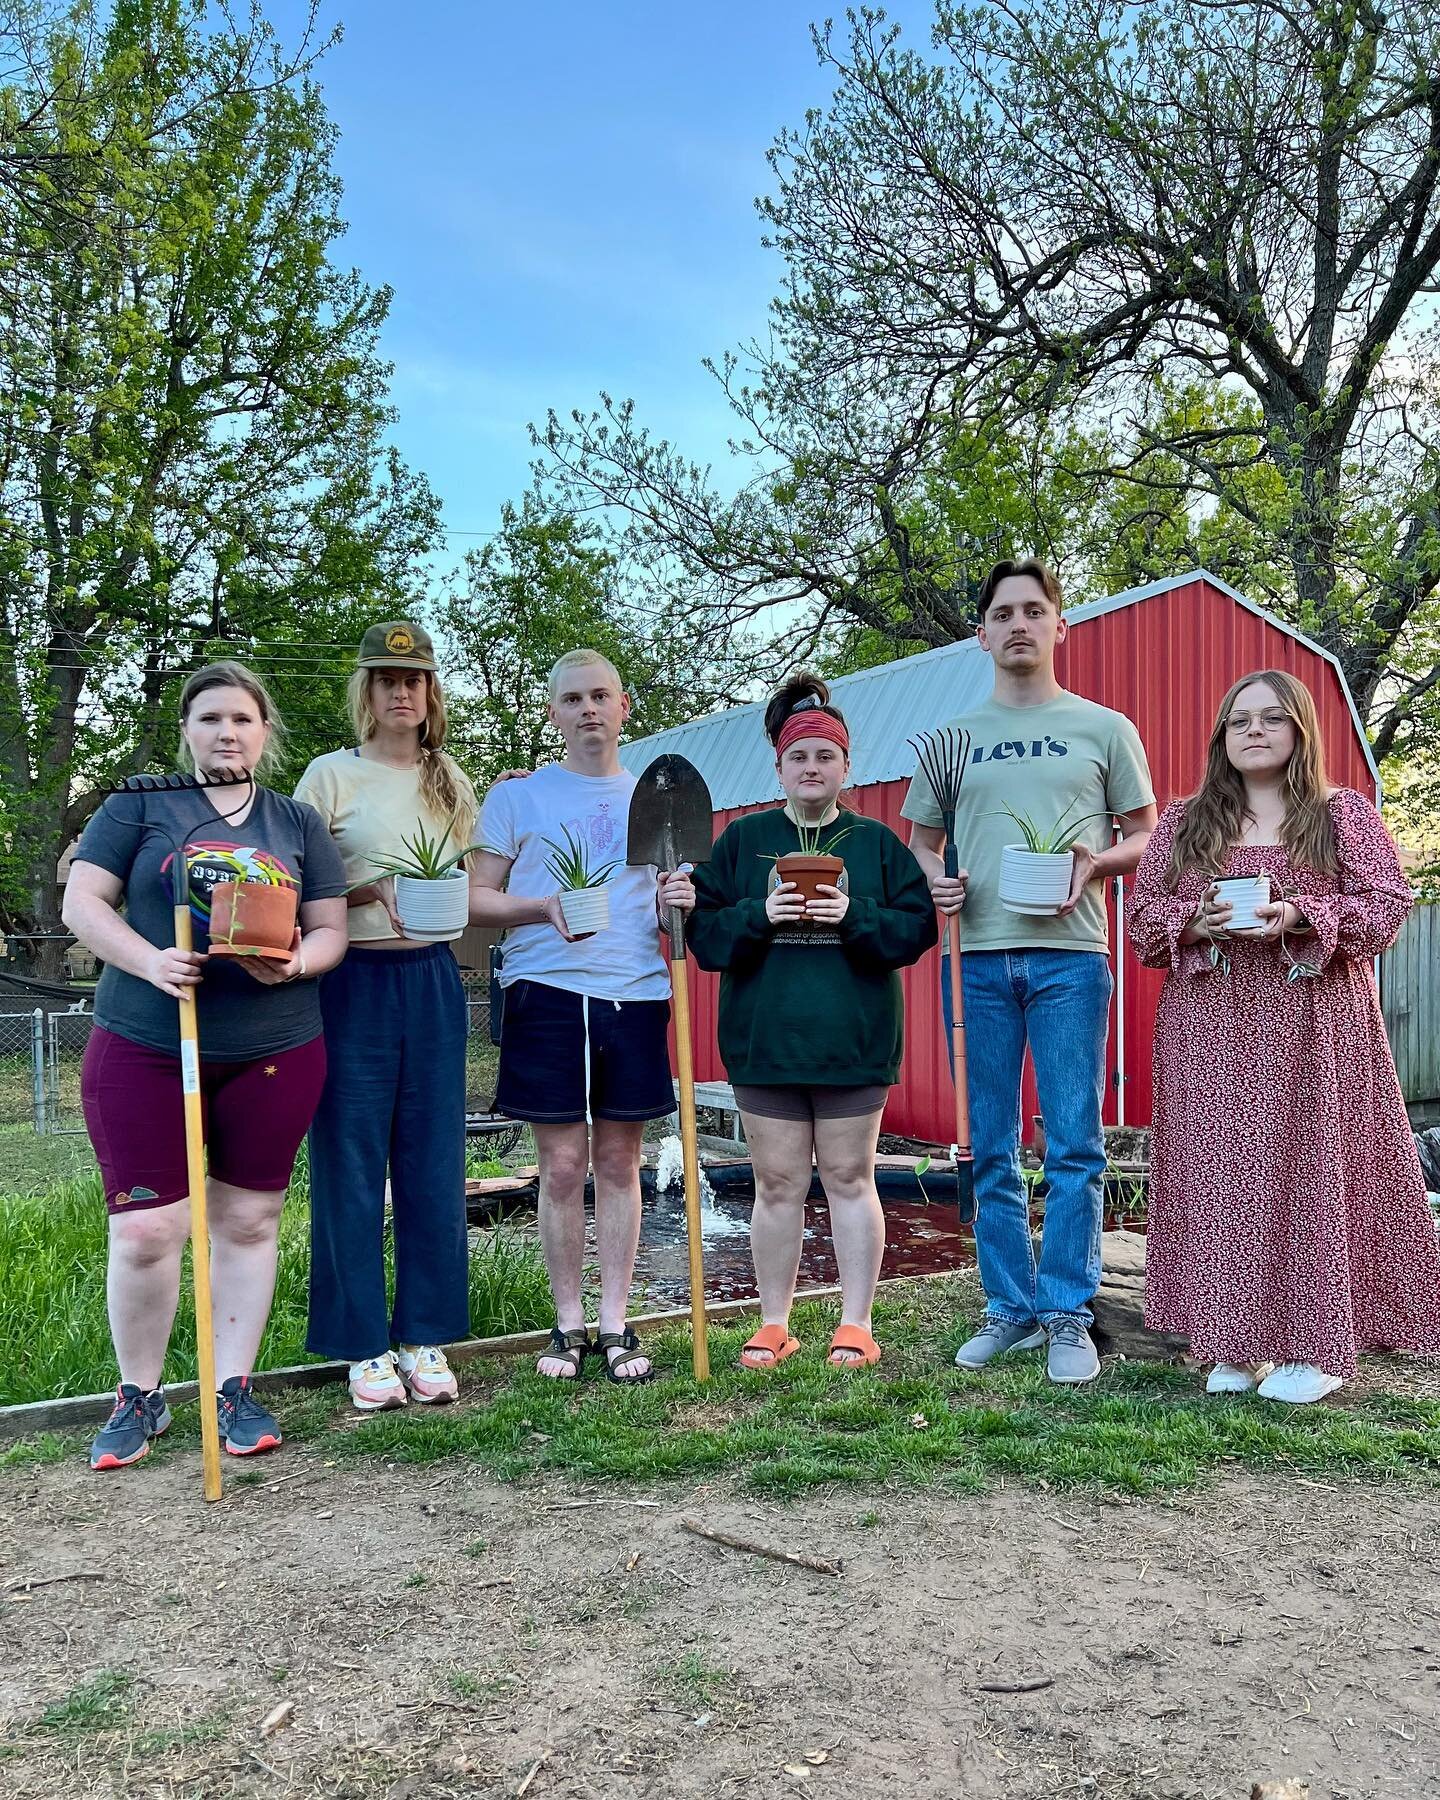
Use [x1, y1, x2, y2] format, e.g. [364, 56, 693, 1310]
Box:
[2, 968, 522, 1151]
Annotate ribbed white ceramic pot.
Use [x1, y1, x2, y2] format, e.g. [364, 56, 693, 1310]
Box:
[394, 869, 469, 942]
[998, 845, 1074, 916]
[1213, 874, 1272, 933]
[559, 884, 611, 937]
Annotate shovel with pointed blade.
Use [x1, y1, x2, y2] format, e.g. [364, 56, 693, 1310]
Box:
[627, 754, 715, 1380]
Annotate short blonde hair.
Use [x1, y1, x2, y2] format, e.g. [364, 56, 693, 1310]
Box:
[547, 649, 624, 700]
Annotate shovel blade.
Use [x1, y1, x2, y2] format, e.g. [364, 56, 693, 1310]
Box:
[627, 754, 714, 870]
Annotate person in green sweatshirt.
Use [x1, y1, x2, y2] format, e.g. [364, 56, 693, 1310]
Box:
[686, 673, 938, 1370]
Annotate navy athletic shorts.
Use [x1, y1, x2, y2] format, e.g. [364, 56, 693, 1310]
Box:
[494, 978, 674, 1124]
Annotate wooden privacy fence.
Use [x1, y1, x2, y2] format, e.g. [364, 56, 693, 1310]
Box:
[1383, 902, 1440, 1117]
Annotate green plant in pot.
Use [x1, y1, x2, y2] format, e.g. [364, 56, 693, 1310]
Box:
[995, 795, 1102, 916]
[365, 815, 477, 942]
[542, 826, 619, 938]
[771, 817, 852, 913]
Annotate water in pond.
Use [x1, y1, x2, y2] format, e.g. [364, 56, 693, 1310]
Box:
[631, 1155, 975, 1309]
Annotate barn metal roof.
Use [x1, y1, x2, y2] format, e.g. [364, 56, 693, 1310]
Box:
[618, 569, 1379, 809]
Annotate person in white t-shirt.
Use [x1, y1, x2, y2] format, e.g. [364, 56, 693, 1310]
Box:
[471, 651, 695, 1383]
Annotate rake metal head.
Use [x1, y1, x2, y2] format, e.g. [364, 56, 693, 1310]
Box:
[110, 768, 253, 794]
[908, 726, 973, 819]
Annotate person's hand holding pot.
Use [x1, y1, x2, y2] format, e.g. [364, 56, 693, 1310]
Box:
[146, 944, 205, 999]
[541, 892, 577, 942]
[1180, 883, 1234, 943]
[1056, 842, 1094, 917]
[350, 875, 404, 937]
[806, 882, 849, 925]
[1250, 899, 1308, 942]
[239, 926, 306, 986]
[765, 879, 806, 927]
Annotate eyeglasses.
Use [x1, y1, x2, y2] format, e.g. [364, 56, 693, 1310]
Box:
[1224, 711, 1291, 734]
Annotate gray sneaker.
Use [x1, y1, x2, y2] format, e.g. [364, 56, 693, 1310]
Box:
[1046, 1317, 1100, 1385]
[90, 1384, 171, 1471]
[954, 1318, 1046, 1371]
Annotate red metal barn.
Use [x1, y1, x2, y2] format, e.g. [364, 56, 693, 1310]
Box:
[622, 572, 1379, 1139]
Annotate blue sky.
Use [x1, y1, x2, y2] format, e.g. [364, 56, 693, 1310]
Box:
[273, 1, 937, 560]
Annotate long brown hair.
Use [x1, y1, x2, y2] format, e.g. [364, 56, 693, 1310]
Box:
[347, 666, 477, 846]
[1168, 669, 1337, 886]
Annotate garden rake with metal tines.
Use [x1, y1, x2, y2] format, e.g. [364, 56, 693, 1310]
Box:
[908, 728, 978, 1226]
[108, 767, 255, 1501]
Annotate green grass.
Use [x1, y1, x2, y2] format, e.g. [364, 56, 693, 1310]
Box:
[263, 1279, 1439, 1500]
[36, 1671, 134, 1737]
[655, 1650, 731, 1709]
[0, 1146, 550, 1406]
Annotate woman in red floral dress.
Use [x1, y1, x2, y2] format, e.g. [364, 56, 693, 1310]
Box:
[1129, 669, 1440, 1404]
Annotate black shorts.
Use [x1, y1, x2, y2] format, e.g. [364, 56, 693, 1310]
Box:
[495, 978, 674, 1124]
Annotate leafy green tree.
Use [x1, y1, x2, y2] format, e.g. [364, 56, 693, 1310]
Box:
[540, 2, 1440, 763]
[0, 0, 439, 971]
[440, 497, 746, 793]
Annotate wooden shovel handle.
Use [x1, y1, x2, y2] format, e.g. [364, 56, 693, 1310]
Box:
[669, 945, 710, 1382]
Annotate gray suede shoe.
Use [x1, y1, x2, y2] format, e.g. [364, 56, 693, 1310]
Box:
[1046, 1317, 1100, 1385]
[954, 1318, 1046, 1371]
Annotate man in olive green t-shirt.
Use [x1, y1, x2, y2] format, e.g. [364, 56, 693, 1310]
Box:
[905, 559, 1156, 1385]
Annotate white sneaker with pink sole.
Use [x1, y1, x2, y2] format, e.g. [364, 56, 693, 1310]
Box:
[396, 1345, 459, 1404]
[349, 1352, 408, 1412]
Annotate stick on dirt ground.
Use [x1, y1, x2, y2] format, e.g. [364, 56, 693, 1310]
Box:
[5, 1570, 103, 1593]
[679, 1517, 843, 1576]
[975, 1677, 1054, 1695]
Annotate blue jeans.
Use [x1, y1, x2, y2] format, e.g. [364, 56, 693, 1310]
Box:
[306, 946, 471, 1360]
[943, 948, 1112, 1326]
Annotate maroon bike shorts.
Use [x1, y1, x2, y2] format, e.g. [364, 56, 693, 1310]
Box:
[81, 1025, 327, 1214]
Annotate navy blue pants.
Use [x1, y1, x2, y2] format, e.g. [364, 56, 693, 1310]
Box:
[306, 945, 470, 1360]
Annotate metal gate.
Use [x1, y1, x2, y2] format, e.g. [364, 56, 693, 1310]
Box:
[0, 1005, 94, 1134]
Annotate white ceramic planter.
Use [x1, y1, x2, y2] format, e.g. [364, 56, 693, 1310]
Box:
[560, 884, 611, 938]
[1213, 874, 1271, 933]
[394, 868, 468, 942]
[999, 844, 1074, 916]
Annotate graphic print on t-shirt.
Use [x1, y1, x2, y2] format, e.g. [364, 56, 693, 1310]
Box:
[556, 801, 623, 867]
[158, 840, 298, 939]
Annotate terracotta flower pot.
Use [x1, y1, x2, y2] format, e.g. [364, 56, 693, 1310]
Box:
[774, 852, 845, 906]
[208, 880, 298, 960]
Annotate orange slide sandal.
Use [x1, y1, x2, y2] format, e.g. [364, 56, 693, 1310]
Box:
[827, 1325, 882, 1368]
[739, 1323, 801, 1370]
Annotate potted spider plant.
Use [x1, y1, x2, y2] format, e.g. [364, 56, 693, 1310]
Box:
[543, 826, 619, 938]
[996, 796, 1102, 915]
[365, 815, 476, 942]
[773, 817, 853, 909]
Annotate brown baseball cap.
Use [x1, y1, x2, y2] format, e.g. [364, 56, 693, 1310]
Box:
[356, 620, 438, 671]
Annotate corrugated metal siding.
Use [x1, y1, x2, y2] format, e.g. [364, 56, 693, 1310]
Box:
[645, 574, 1378, 1137]
[1382, 904, 1440, 1108]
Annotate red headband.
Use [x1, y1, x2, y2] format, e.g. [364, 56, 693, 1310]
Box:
[776, 707, 850, 758]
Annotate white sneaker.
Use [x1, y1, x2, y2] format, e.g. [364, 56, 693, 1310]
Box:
[396, 1344, 458, 1405]
[1256, 1362, 1344, 1405]
[1206, 1363, 1258, 1394]
[348, 1352, 408, 1412]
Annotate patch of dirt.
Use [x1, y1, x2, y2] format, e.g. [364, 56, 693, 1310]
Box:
[1, 1447, 1437, 1799]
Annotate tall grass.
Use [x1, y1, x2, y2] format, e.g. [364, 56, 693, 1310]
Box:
[0, 1145, 552, 1407]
